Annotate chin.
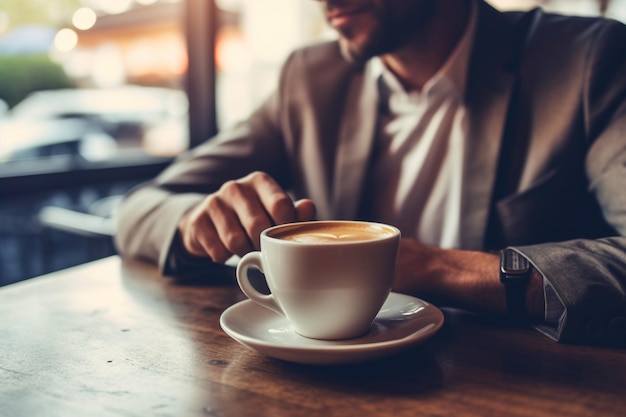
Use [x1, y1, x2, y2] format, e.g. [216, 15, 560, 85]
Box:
[338, 37, 375, 64]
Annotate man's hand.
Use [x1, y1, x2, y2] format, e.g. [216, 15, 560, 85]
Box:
[393, 239, 544, 319]
[177, 171, 316, 263]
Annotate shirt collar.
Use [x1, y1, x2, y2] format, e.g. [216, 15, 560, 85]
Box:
[369, 0, 477, 98]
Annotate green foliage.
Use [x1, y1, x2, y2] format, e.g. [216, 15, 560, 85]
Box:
[0, 54, 75, 108]
[0, 0, 82, 28]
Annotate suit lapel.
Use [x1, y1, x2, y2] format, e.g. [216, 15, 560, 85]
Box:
[332, 65, 379, 219]
[460, 2, 522, 249]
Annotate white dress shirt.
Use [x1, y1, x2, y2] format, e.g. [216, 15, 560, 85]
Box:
[366, 1, 477, 249]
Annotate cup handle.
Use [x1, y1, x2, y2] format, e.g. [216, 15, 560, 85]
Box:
[236, 251, 284, 316]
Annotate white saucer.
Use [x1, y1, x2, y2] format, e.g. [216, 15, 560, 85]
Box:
[220, 292, 444, 365]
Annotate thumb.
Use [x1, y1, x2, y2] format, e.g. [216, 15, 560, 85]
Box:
[294, 199, 316, 222]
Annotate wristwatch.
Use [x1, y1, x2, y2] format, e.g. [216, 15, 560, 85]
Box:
[499, 248, 532, 321]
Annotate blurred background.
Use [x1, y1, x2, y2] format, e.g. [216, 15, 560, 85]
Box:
[1, 0, 624, 286]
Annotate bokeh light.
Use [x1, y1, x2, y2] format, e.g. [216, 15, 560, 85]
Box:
[92, 0, 134, 15]
[73, 8, 97, 30]
[54, 28, 78, 52]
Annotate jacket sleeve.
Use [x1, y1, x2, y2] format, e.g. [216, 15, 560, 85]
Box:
[515, 21, 626, 346]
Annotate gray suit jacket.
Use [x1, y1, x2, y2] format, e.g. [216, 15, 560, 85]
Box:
[115, 2, 626, 345]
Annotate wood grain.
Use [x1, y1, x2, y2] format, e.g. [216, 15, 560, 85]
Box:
[0, 256, 624, 417]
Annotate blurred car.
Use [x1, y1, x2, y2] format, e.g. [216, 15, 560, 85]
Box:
[0, 86, 188, 163]
[0, 118, 117, 163]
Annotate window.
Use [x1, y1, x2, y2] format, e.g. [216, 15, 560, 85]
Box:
[212, 0, 328, 129]
[1, 0, 622, 285]
[0, 0, 196, 284]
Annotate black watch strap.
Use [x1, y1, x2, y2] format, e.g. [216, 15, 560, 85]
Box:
[504, 278, 529, 320]
[500, 249, 532, 321]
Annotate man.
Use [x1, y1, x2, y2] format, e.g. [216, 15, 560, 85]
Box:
[115, 0, 626, 346]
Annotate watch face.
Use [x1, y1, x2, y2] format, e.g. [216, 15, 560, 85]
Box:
[501, 249, 530, 274]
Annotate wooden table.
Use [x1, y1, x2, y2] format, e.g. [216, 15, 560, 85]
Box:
[1, 256, 625, 417]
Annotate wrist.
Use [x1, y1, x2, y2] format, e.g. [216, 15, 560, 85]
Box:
[428, 248, 504, 313]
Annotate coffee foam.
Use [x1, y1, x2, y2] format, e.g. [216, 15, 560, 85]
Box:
[284, 232, 371, 243]
[270, 222, 395, 243]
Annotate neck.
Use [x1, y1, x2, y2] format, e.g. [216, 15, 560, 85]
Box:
[381, 0, 471, 91]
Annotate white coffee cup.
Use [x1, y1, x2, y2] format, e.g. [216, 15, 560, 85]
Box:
[236, 220, 400, 340]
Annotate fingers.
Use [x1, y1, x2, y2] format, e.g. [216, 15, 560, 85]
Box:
[177, 172, 318, 264]
[206, 190, 256, 257]
[178, 203, 231, 263]
[294, 199, 316, 221]
[211, 176, 274, 253]
[252, 172, 300, 225]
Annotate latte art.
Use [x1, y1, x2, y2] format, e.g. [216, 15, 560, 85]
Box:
[270, 222, 395, 243]
[282, 232, 372, 243]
